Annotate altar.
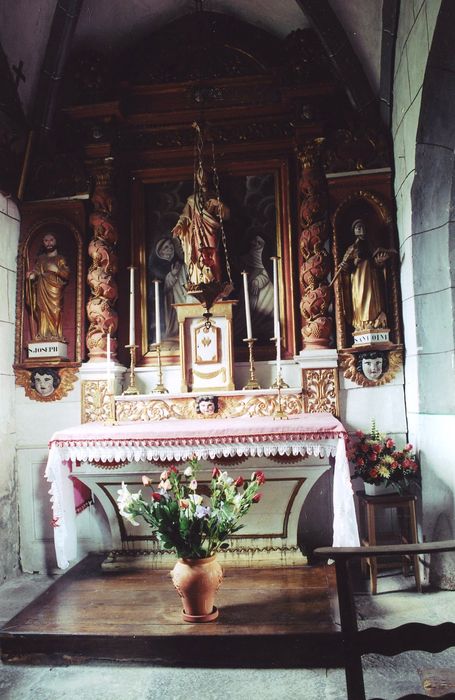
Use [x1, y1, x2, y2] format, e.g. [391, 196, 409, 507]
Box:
[45, 412, 359, 570]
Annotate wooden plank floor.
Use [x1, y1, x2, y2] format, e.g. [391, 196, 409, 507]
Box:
[0, 555, 342, 667]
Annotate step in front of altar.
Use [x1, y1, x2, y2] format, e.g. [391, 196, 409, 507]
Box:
[0, 555, 342, 667]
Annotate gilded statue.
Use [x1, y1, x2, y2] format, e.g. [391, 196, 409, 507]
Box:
[336, 219, 393, 333]
[172, 180, 230, 287]
[26, 233, 70, 341]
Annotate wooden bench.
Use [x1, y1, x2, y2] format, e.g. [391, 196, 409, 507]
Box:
[314, 540, 455, 700]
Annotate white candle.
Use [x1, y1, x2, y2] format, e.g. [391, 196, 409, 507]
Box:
[272, 256, 279, 335]
[241, 271, 253, 339]
[129, 267, 135, 347]
[271, 257, 281, 373]
[106, 331, 111, 387]
[154, 280, 161, 344]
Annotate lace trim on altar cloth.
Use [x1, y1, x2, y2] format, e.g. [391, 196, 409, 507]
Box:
[54, 439, 340, 464]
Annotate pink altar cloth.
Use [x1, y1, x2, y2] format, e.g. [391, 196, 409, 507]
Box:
[45, 412, 359, 568]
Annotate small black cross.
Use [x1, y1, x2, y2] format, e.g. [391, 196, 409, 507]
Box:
[12, 60, 26, 88]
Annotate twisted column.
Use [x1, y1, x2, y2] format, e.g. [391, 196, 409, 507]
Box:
[298, 141, 332, 349]
[86, 160, 119, 360]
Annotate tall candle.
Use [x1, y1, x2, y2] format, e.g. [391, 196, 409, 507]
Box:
[271, 257, 281, 373]
[272, 256, 279, 337]
[241, 271, 253, 339]
[106, 331, 111, 386]
[154, 280, 161, 344]
[129, 267, 135, 346]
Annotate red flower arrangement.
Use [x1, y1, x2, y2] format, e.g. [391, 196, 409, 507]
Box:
[347, 421, 420, 493]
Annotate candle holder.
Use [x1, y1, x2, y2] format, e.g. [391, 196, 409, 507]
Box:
[151, 342, 168, 393]
[273, 383, 289, 421]
[270, 336, 289, 389]
[104, 380, 117, 425]
[123, 344, 140, 395]
[271, 371, 289, 389]
[242, 337, 261, 390]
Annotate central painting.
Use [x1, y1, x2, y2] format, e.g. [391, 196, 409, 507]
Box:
[133, 160, 296, 365]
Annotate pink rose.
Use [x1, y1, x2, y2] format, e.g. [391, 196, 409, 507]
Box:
[386, 438, 395, 449]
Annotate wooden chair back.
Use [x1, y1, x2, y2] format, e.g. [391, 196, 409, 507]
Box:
[314, 540, 455, 700]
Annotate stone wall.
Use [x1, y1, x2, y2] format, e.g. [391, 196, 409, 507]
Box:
[393, 0, 455, 586]
[0, 192, 20, 581]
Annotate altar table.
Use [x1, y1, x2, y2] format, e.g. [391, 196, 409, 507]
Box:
[45, 412, 360, 569]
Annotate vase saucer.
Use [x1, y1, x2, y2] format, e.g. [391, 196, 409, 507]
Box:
[182, 606, 219, 623]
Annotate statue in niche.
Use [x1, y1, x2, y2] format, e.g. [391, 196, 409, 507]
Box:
[356, 350, 388, 382]
[171, 175, 230, 287]
[26, 232, 70, 341]
[337, 218, 393, 333]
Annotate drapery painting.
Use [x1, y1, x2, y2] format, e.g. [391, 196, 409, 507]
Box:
[135, 164, 294, 363]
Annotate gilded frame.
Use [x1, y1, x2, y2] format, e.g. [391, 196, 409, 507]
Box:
[132, 158, 296, 365]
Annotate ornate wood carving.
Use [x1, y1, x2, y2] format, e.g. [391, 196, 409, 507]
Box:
[86, 160, 119, 360]
[322, 125, 390, 173]
[81, 380, 115, 423]
[15, 366, 78, 402]
[339, 348, 403, 387]
[298, 140, 332, 349]
[96, 391, 306, 424]
[301, 368, 339, 415]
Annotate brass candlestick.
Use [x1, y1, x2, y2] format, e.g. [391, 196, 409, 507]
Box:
[104, 380, 117, 425]
[271, 371, 289, 389]
[243, 337, 261, 390]
[151, 342, 168, 393]
[123, 344, 139, 395]
[273, 383, 288, 421]
[270, 336, 289, 389]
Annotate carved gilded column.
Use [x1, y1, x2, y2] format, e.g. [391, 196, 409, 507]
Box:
[86, 159, 119, 360]
[298, 140, 332, 349]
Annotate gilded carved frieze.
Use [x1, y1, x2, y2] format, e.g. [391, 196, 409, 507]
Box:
[301, 368, 339, 416]
[81, 380, 115, 423]
[81, 389, 305, 423]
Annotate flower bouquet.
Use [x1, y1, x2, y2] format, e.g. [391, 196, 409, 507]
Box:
[117, 458, 266, 622]
[347, 421, 419, 494]
[117, 457, 265, 559]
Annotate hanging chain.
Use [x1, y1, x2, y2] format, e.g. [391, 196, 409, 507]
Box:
[190, 121, 208, 284]
[211, 140, 232, 285]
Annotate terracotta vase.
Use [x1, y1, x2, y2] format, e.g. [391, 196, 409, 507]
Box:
[171, 555, 223, 623]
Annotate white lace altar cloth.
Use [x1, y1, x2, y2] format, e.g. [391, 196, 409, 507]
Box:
[45, 412, 360, 568]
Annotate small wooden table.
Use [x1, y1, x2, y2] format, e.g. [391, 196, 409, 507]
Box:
[357, 491, 421, 594]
